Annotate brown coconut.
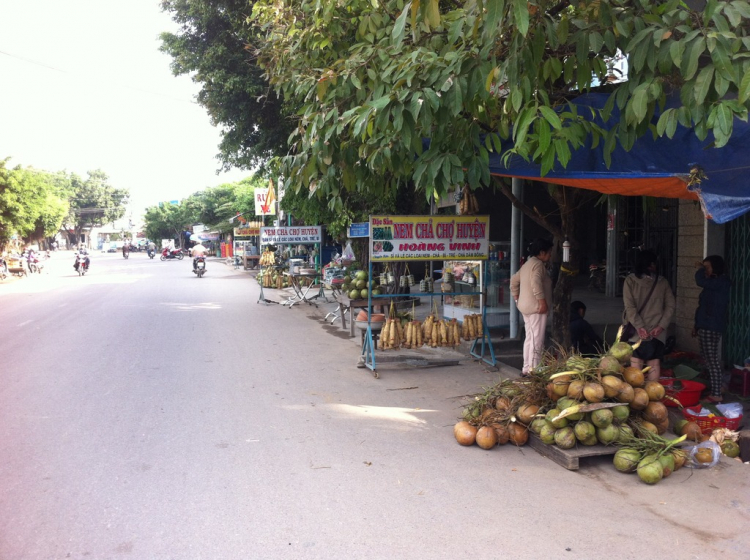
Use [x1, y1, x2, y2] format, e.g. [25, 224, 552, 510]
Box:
[630, 388, 650, 410]
[644, 381, 666, 401]
[639, 420, 659, 434]
[516, 404, 540, 425]
[654, 417, 669, 435]
[615, 383, 635, 403]
[454, 421, 478, 445]
[643, 401, 668, 424]
[583, 382, 605, 403]
[682, 421, 703, 442]
[552, 375, 572, 397]
[601, 375, 624, 398]
[491, 423, 510, 445]
[475, 426, 498, 449]
[508, 422, 529, 446]
[567, 379, 585, 400]
[495, 396, 511, 412]
[623, 366, 645, 387]
[546, 382, 561, 402]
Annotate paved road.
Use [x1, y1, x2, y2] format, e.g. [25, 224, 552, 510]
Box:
[0, 252, 747, 559]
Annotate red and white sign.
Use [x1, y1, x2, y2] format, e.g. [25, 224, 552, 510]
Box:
[255, 185, 277, 216]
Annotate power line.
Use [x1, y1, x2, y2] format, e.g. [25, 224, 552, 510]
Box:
[0, 49, 199, 105]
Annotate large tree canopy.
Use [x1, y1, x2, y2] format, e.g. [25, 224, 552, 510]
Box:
[0, 159, 70, 247]
[160, 0, 292, 172]
[63, 170, 129, 245]
[252, 0, 750, 207]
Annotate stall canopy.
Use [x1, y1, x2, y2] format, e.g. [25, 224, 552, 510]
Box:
[487, 93, 750, 224]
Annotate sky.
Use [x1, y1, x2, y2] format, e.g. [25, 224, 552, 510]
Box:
[0, 0, 250, 217]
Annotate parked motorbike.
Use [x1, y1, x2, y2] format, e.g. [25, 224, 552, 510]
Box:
[588, 263, 606, 293]
[193, 255, 206, 278]
[160, 248, 184, 261]
[74, 253, 89, 276]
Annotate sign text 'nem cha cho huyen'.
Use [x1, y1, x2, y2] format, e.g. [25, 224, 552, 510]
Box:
[369, 216, 489, 261]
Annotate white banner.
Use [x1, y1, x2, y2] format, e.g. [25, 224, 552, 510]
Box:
[260, 226, 322, 245]
[254, 188, 276, 216]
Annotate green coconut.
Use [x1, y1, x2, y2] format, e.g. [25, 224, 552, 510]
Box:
[539, 423, 557, 444]
[581, 435, 598, 446]
[610, 341, 634, 364]
[573, 421, 596, 442]
[598, 355, 623, 375]
[556, 397, 583, 421]
[612, 405, 631, 423]
[721, 441, 741, 458]
[618, 425, 635, 442]
[637, 454, 664, 484]
[545, 409, 568, 429]
[613, 448, 642, 473]
[554, 427, 576, 449]
[591, 409, 614, 429]
[658, 453, 675, 478]
[596, 424, 620, 445]
[530, 418, 550, 435]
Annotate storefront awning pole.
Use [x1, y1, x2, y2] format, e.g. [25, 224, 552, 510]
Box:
[605, 198, 617, 297]
[510, 178, 523, 338]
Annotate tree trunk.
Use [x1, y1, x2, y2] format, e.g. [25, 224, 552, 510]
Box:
[493, 178, 583, 349]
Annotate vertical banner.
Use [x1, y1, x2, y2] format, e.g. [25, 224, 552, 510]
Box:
[255, 185, 277, 216]
[370, 215, 489, 261]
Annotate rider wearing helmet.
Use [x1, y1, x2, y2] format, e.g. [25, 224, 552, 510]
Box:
[74, 244, 90, 272]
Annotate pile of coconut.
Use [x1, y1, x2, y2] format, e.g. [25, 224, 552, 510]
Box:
[453, 329, 723, 485]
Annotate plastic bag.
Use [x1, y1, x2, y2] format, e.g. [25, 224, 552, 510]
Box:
[342, 242, 356, 261]
[685, 440, 722, 469]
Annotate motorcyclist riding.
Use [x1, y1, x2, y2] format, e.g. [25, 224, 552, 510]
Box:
[190, 241, 208, 271]
[73, 245, 90, 272]
[147, 240, 156, 258]
[122, 240, 130, 258]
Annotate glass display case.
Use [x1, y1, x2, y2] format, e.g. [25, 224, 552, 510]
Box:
[441, 241, 511, 329]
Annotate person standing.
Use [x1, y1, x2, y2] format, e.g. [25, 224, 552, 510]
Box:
[692, 255, 731, 402]
[510, 238, 554, 376]
[622, 250, 675, 382]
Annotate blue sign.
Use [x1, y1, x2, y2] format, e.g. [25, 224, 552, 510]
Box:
[348, 222, 370, 238]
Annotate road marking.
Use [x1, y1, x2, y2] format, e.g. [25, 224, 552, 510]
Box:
[18, 319, 34, 327]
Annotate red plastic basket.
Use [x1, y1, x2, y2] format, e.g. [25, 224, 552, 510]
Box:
[659, 379, 705, 408]
[683, 406, 743, 435]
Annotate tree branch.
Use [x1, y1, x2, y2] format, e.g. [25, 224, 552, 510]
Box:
[492, 177, 564, 239]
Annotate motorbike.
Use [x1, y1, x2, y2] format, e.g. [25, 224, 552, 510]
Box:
[74, 253, 89, 276]
[27, 252, 44, 274]
[0, 257, 8, 281]
[160, 248, 184, 261]
[147, 249, 156, 259]
[588, 263, 606, 293]
[123, 247, 129, 259]
[193, 255, 206, 278]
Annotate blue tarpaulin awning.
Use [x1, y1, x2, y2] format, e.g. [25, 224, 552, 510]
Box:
[486, 94, 750, 224]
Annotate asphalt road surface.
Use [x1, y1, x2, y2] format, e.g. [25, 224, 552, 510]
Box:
[1, 252, 748, 560]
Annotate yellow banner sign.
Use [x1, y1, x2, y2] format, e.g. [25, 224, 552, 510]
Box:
[234, 227, 260, 237]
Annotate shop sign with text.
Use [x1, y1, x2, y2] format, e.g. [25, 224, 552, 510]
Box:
[234, 226, 260, 237]
[260, 226, 322, 245]
[370, 215, 489, 261]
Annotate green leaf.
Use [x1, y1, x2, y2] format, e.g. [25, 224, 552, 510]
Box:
[426, 0, 440, 29]
[716, 103, 733, 136]
[694, 66, 714, 105]
[683, 37, 705, 80]
[392, 3, 409, 45]
[669, 39, 685, 67]
[589, 32, 604, 54]
[540, 148, 555, 176]
[483, 0, 505, 41]
[351, 73, 362, 89]
[539, 105, 562, 130]
[538, 119, 551, 154]
[739, 70, 750, 103]
[513, 107, 535, 146]
[512, 0, 529, 36]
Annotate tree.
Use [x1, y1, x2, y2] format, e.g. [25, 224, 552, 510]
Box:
[63, 170, 129, 247]
[0, 159, 70, 249]
[251, 0, 750, 345]
[160, 0, 292, 173]
[143, 202, 192, 245]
